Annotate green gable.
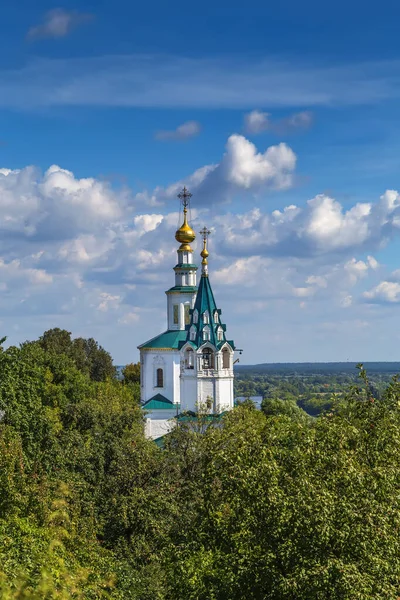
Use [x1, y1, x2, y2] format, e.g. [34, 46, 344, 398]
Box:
[178, 274, 235, 351]
[142, 394, 180, 411]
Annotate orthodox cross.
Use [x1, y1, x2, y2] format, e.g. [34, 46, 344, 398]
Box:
[200, 226, 211, 242]
[177, 186, 192, 210]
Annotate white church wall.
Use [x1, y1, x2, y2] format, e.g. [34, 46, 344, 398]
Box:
[144, 412, 177, 440]
[167, 291, 196, 330]
[140, 350, 181, 404]
[180, 372, 198, 412]
[216, 377, 234, 412]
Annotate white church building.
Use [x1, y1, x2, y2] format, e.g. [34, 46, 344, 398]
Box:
[138, 187, 237, 440]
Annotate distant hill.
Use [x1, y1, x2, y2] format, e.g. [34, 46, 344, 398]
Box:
[234, 362, 400, 375]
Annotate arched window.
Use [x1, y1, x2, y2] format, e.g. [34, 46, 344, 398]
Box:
[185, 348, 194, 369]
[203, 310, 209, 324]
[222, 348, 230, 369]
[193, 309, 198, 324]
[202, 348, 214, 369]
[203, 325, 210, 341]
[190, 325, 196, 341]
[214, 310, 219, 323]
[156, 368, 164, 387]
[184, 304, 191, 325]
[217, 327, 223, 342]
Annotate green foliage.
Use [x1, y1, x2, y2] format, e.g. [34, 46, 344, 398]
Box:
[121, 362, 140, 384]
[261, 396, 311, 422]
[38, 328, 117, 381]
[2, 334, 400, 599]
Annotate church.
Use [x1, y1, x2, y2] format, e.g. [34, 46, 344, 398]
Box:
[138, 187, 237, 440]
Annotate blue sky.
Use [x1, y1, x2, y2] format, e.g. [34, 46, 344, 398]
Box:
[1, 1, 400, 364]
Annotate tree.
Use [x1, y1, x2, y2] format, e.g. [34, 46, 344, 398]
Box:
[164, 378, 400, 599]
[121, 362, 140, 385]
[36, 329, 116, 382]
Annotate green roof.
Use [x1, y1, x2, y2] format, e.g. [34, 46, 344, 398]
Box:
[179, 274, 235, 351]
[174, 263, 198, 270]
[138, 329, 188, 350]
[142, 394, 180, 410]
[153, 435, 167, 448]
[166, 286, 198, 293]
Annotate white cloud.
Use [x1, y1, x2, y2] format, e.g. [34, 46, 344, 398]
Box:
[244, 110, 313, 135]
[244, 110, 270, 134]
[138, 135, 297, 207]
[97, 292, 121, 312]
[27, 8, 93, 40]
[364, 281, 400, 303]
[58, 234, 115, 264]
[220, 135, 296, 189]
[217, 189, 400, 258]
[0, 165, 125, 242]
[0, 155, 399, 364]
[155, 120, 201, 141]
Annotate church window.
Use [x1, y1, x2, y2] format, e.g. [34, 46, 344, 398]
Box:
[185, 348, 194, 369]
[193, 309, 199, 324]
[222, 348, 230, 369]
[214, 310, 219, 323]
[203, 326, 210, 341]
[173, 305, 179, 325]
[190, 326, 196, 341]
[202, 348, 214, 369]
[184, 304, 191, 325]
[203, 310, 209, 324]
[217, 327, 223, 341]
[156, 368, 164, 387]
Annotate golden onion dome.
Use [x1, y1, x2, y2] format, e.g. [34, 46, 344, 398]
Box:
[175, 210, 196, 245]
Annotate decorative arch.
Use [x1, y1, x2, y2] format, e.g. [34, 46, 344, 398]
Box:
[202, 347, 215, 370]
[214, 310, 219, 323]
[222, 347, 230, 369]
[217, 326, 223, 341]
[185, 347, 194, 369]
[203, 325, 211, 341]
[193, 309, 199, 324]
[203, 310, 209, 324]
[190, 325, 196, 341]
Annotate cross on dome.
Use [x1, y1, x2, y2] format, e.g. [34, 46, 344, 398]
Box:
[177, 186, 192, 209]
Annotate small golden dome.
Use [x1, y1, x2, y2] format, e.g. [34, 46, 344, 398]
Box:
[175, 210, 196, 245]
[200, 246, 209, 261]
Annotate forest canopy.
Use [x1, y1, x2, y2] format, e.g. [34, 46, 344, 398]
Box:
[1, 330, 400, 599]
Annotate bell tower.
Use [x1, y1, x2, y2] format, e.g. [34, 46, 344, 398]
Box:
[179, 227, 236, 414]
[166, 186, 198, 330]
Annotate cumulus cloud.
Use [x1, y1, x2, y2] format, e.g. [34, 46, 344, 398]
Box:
[27, 8, 93, 40]
[244, 110, 313, 135]
[1, 155, 400, 363]
[155, 120, 201, 141]
[0, 165, 125, 243]
[216, 190, 400, 258]
[364, 281, 400, 303]
[137, 134, 297, 206]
